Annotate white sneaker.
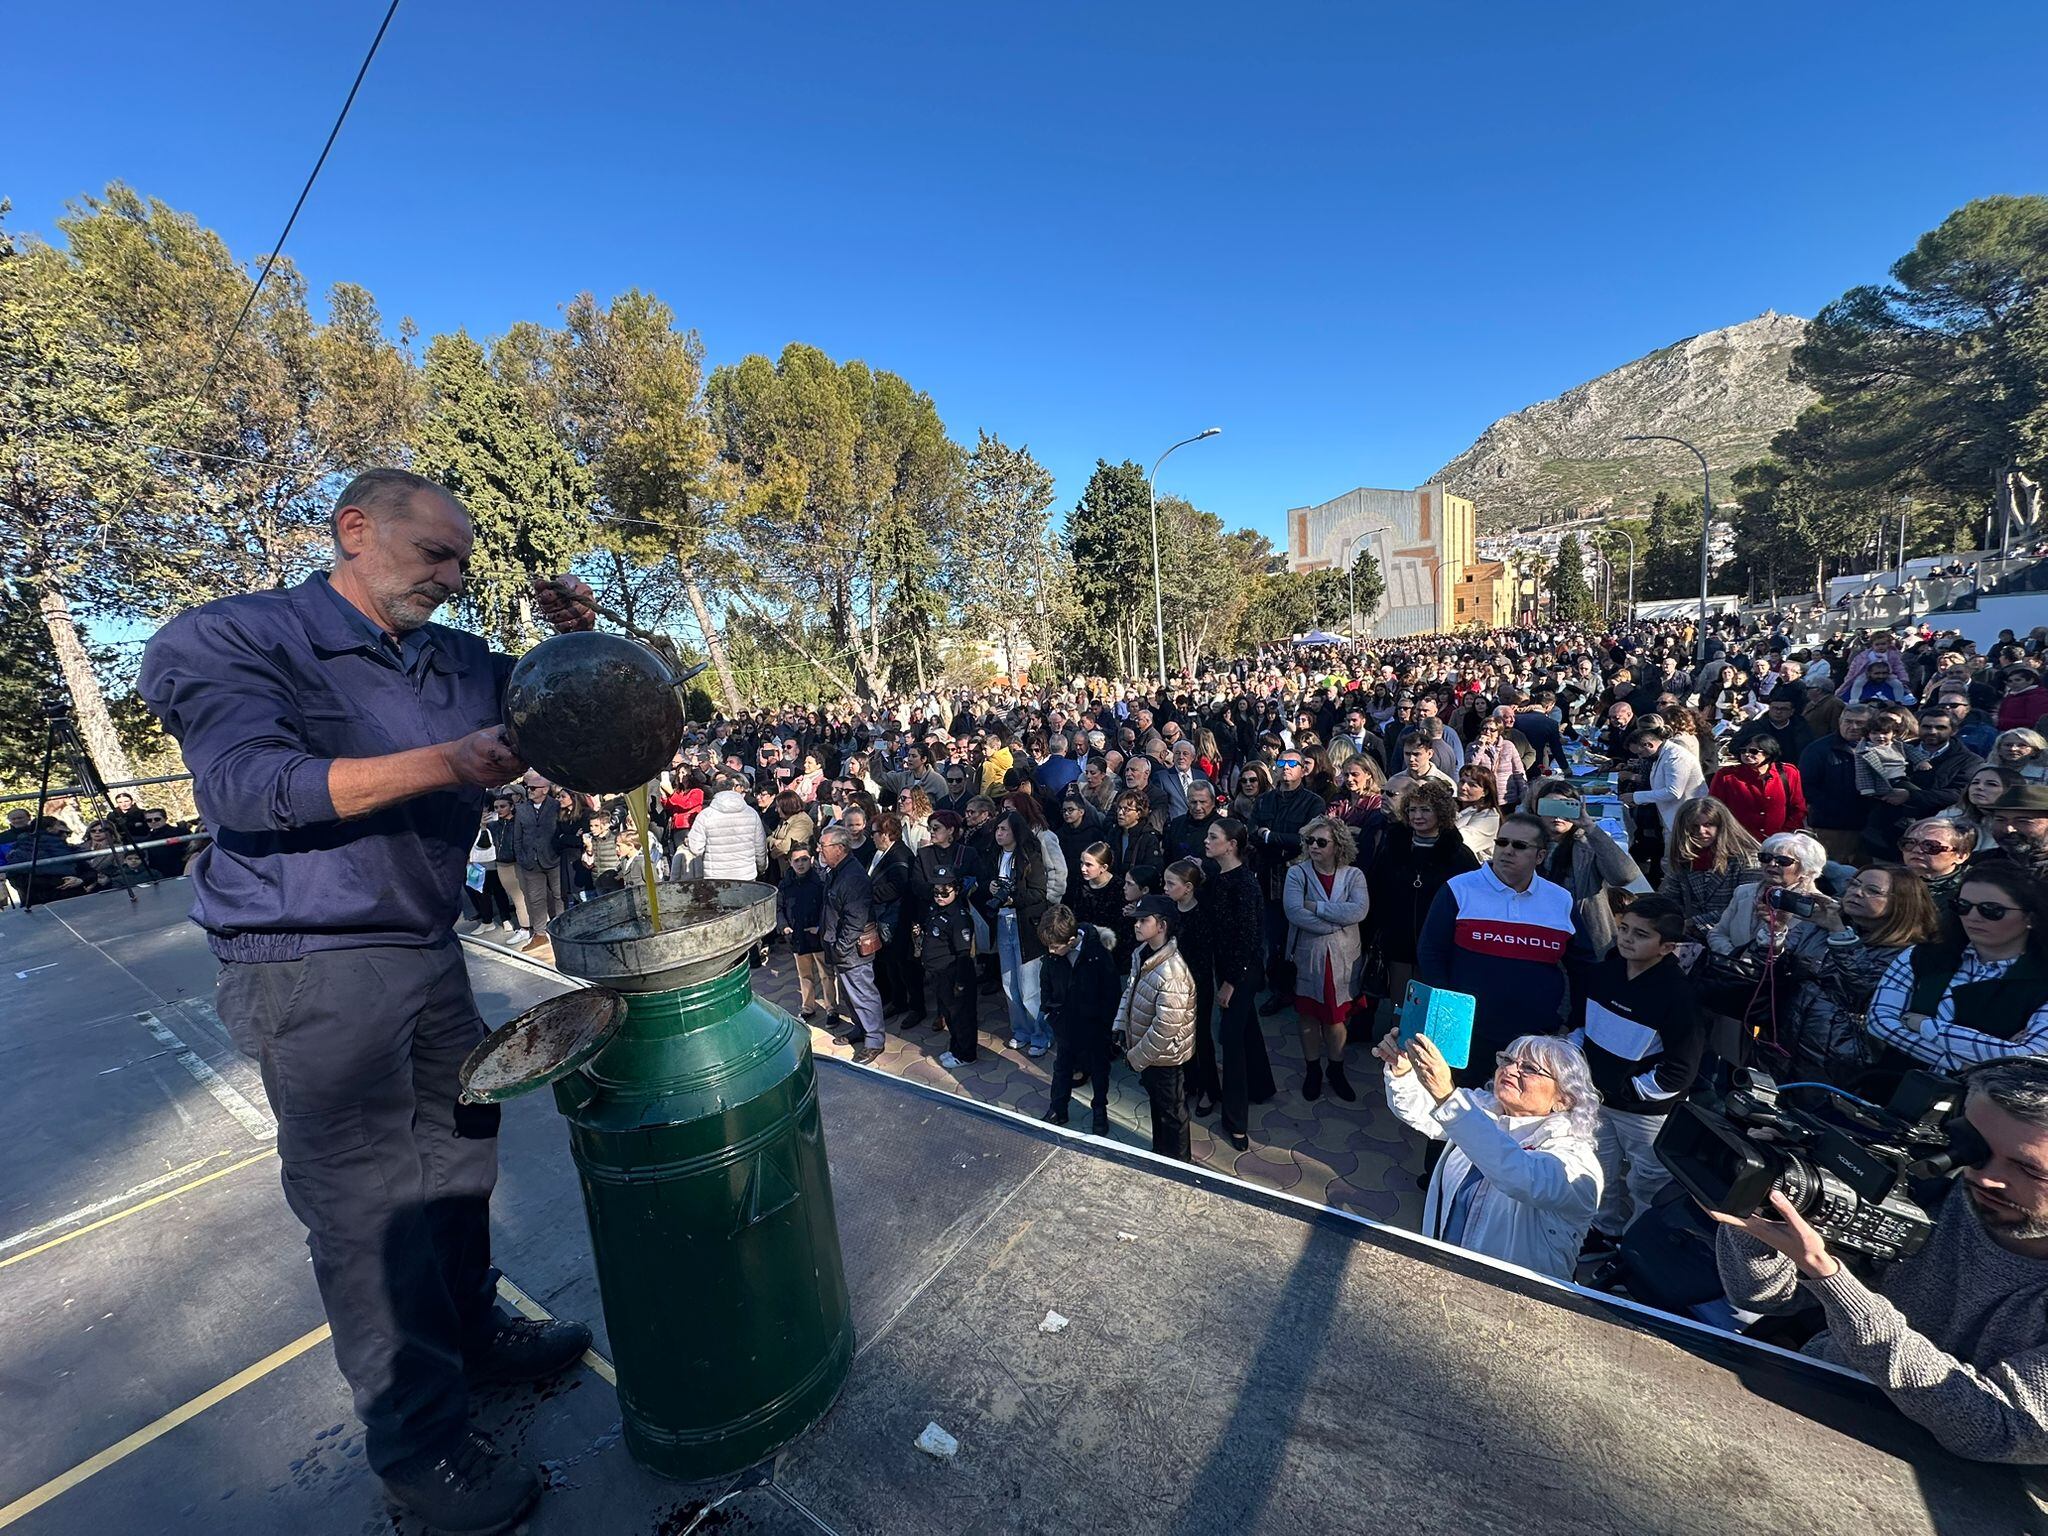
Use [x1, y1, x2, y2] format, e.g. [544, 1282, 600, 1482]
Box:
[1007, 1037, 1025, 1050]
[507, 928, 530, 947]
[938, 1051, 965, 1068]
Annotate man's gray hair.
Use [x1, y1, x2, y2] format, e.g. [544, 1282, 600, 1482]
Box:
[1970, 1058, 2048, 1132]
[819, 825, 856, 852]
[331, 467, 458, 540]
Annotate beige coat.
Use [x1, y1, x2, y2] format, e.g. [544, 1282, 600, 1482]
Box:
[1117, 939, 1197, 1071]
[1282, 861, 1369, 1011]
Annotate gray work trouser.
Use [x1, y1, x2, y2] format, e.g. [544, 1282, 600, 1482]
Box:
[215, 942, 500, 1472]
[516, 862, 564, 930]
[834, 957, 884, 1046]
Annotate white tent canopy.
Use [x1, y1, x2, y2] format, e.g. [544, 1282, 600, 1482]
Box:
[1293, 630, 1347, 646]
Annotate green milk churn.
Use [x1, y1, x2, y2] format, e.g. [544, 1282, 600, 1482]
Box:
[459, 878, 855, 1480]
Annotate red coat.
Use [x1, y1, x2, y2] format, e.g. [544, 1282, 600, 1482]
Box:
[1708, 763, 1808, 840]
[662, 786, 705, 833]
[1997, 689, 2046, 733]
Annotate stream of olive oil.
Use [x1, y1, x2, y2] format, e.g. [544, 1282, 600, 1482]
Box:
[625, 783, 663, 933]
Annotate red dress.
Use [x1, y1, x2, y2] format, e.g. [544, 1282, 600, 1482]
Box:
[1293, 867, 1345, 1027]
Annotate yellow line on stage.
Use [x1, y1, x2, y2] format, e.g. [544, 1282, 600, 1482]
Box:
[494, 1274, 618, 1385]
[0, 1150, 278, 1271]
[0, 1324, 332, 1529]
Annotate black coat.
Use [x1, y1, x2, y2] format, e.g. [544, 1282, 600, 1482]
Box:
[776, 865, 827, 954]
[1163, 811, 1216, 870]
[1109, 822, 1162, 879]
[1249, 787, 1326, 893]
[820, 856, 874, 969]
[869, 842, 914, 929]
[1365, 828, 1480, 966]
[1040, 924, 1120, 1041]
[1209, 863, 1264, 992]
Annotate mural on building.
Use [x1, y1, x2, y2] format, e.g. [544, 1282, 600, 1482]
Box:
[1285, 484, 1475, 638]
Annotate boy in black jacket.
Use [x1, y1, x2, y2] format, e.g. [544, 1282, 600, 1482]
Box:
[920, 876, 979, 1066]
[776, 848, 832, 1020]
[1572, 895, 1705, 1243]
[1038, 903, 1121, 1135]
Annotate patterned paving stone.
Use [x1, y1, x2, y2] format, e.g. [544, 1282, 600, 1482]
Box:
[687, 954, 1440, 1230]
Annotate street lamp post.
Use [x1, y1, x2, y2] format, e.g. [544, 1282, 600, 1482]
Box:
[1609, 526, 1637, 620]
[1622, 434, 1712, 657]
[1147, 427, 1221, 683]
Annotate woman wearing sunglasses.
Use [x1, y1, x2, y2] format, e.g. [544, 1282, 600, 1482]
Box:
[1376, 1029, 1602, 1280]
[1282, 816, 1369, 1102]
[1775, 863, 1940, 1082]
[1865, 866, 2048, 1072]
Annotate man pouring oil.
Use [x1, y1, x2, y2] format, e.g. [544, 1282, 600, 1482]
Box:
[140, 468, 598, 1534]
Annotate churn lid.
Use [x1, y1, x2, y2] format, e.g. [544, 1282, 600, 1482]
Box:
[459, 989, 627, 1104]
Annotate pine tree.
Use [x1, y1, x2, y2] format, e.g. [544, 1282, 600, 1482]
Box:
[414, 330, 591, 649]
[1549, 533, 1598, 622]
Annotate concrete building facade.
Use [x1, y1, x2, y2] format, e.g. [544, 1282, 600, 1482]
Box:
[1285, 483, 1476, 637]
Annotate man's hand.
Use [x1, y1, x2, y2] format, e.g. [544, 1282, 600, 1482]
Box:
[1707, 1190, 1841, 1279]
[1373, 1027, 1412, 1076]
[441, 727, 527, 788]
[1217, 982, 1234, 1008]
[533, 575, 597, 634]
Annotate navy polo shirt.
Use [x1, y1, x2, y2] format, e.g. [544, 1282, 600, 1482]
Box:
[140, 575, 515, 961]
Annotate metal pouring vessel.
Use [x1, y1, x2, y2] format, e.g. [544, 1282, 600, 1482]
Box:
[501, 629, 690, 793]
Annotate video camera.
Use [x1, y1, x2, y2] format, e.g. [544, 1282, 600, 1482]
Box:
[1654, 1069, 1989, 1261]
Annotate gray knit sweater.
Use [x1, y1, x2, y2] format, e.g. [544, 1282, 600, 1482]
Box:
[1717, 1183, 2048, 1462]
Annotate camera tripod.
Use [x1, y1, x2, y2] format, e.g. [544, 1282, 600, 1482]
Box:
[17, 691, 149, 913]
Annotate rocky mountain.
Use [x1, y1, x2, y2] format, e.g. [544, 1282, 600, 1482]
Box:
[1433, 312, 1813, 530]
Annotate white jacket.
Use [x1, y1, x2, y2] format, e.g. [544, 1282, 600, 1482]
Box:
[1383, 1072, 1602, 1281]
[684, 789, 767, 880]
[1632, 737, 1703, 834]
[1038, 828, 1068, 902]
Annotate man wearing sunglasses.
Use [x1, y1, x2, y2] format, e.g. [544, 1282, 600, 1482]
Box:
[1415, 812, 1576, 1085]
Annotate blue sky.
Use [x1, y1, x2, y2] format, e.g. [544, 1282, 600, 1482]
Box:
[9, 1, 2044, 547]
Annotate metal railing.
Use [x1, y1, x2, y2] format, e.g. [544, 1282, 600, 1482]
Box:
[0, 832, 209, 878]
[0, 772, 196, 808]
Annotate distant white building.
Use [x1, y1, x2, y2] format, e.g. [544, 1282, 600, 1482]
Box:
[1284, 484, 1477, 637]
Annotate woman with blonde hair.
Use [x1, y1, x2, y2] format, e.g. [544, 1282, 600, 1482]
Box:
[900, 787, 935, 853]
[1994, 728, 2048, 783]
[1283, 815, 1369, 1101]
[1658, 795, 1762, 937]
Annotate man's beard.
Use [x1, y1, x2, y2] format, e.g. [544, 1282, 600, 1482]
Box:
[380, 580, 454, 633]
[1968, 1180, 2048, 1240]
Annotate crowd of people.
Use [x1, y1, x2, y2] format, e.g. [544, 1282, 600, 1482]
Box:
[29, 584, 2046, 1467]
[445, 608, 2048, 1464]
[0, 790, 205, 907]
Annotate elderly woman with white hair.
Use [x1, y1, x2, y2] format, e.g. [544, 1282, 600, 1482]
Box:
[1377, 1028, 1603, 1279]
[1696, 830, 1829, 1068]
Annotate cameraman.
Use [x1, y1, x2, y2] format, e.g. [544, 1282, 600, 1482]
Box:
[1712, 1058, 2048, 1463]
